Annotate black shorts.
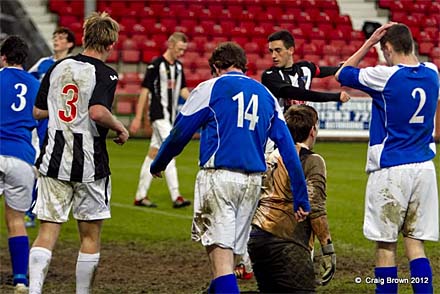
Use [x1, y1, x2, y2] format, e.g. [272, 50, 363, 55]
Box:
[248, 226, 316, 293]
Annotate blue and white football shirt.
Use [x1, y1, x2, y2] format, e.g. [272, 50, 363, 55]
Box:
[338, 63, 439, 172]
[28, 56, 56, 81]
[151, 72, 310, 212]
[0, 67, 39, 165]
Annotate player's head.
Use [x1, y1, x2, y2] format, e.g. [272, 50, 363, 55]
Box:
[83, 12, 119, 54]
[208, 42, 247, 76]
[267, 30, 295, 68]
[53, 27, 75, 54]
[0, 35, 28, 67]
[284, 104, 319, 147]
[167, 32, 188, 61]
[379, 23, 414, 65]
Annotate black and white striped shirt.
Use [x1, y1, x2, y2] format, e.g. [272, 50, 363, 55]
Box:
[35, 54, 118, 182]
[142, 56, 186, 123]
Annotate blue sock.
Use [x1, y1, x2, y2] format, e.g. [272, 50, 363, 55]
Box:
[210, 274, 239, 294]
[375, 266, 398, 294]
[8, 236, 29, 286]
[410, 258, 433, 294]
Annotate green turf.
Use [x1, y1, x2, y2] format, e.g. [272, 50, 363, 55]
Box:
[1, 139, 439, 293]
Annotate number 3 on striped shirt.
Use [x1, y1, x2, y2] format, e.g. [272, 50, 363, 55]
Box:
[232, 91, 259, 131]
[59, 84, 79, 123]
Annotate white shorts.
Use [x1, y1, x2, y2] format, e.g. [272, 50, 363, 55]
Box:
[0, 155, 35, 212]
[150, 119, 172, 150]
[364, 161, 439, 242]
[191, 169, 262, 255]
[33, 175, 112, 222]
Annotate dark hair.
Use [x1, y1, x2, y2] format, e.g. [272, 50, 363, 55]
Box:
[380, 23, 413, 55]
[284, 104, 318, 143]
[53, 27, 76, 53]
[267, 30, 295, 49]
[0, 35, 28, 65]
[208, 42, 247, 74]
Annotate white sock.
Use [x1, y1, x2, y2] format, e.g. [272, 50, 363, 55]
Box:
[164, 158, 180, 201]
[76, 252, 100, 294]
[29, 247, 52, 294]
[135, 156, 153, 201]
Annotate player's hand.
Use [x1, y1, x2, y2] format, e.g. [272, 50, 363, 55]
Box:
[129, 117, 141, 134]
[294, 207, 309, 222]
[320, 243, 336, 286]
[367, 22, 396, 47]
[339, 91, 351, 103]
[114, 126, 129, 145]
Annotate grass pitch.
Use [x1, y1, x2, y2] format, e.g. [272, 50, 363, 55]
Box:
[1, 139, 439, 293]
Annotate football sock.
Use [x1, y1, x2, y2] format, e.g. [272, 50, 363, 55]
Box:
[410, 257, 433, 294]
[210, 274, 239, 294]
[375, 266, 398, 294]
[29, 247, 52, 293]
[76, 252, 100, 294]
[135, 156, 153, 201]
[9, 236, 29, 285]
[164, 158, 180, 201]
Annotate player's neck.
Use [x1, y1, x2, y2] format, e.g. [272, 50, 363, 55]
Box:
[392, 53, 418, 66]
[82, 49, 105, 61]
[163, 51, 176, 64]
[53, 51, 68, 61]
[4, 63, 23, 69]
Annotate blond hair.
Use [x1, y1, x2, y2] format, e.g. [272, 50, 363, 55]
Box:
[83, 12, 119, 53]
[168, 32, 188, 45]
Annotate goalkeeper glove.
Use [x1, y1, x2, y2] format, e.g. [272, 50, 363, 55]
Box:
[320, 242, 336, 286]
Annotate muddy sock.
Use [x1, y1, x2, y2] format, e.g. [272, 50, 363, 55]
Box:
[410, 258, 433, 294]
[164, 158, 180, 201]
[29, 247, 52, 293]
[76, 252, 100, 294]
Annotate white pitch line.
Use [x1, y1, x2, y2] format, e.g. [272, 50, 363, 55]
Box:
[111, 202, 193, 220]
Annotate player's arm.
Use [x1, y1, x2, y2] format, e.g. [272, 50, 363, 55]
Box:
[150, 109, 208, 176]
[305, 154, 336, 285]
[262, 69, 349, 103]
[278, 85, 350, 103]
[33, 63, 51, 119]
[180, 87, 190, 100]
[317, 66, 339, 78]
[89, 105, 129, 145]
[434, 98, 440, 142]
[33, 107, 48, 119]
[129, 87, 149, 133]
[336, 23, 394, 80]
[151, 82, 211, 176]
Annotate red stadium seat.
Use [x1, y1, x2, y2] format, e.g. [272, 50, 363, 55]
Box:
[256, 58, 273, 70]
[119, 72, 142, 87]
[322, 44, 339, 57]
[121, 49, 141, 63]
[430, 47, 440, 59]
[302, 54, 320, 64]
[142, 49, 161, 64]
[311, 78, 328, 91]
[243, 42, 261, 55]
[418, 42, 435, 56]
[107, 49, 119, 63]
[121, 39, 138, 50]
[116, 100, 134, 115]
